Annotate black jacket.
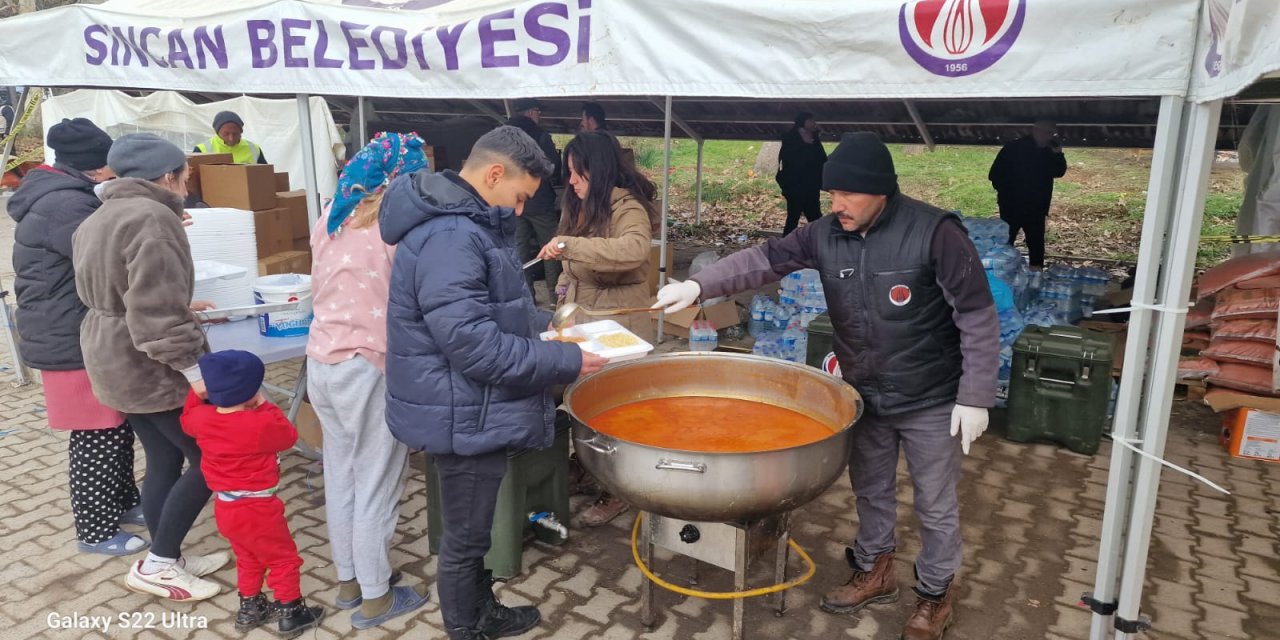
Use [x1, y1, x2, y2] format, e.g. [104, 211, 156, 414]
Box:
[988, 136, 1068, 216]
[693, 194, 1000, 416]
[506, 116, 561, 218]
[7, 163, 101, 370]
[777, 129, 828, 195]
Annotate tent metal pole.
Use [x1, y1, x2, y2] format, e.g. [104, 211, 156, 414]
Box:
[695, 140, 704, 225]
[1086, 95, 1185, 639]
[355, 96, 369, 148]
[1112, 99, 1222, 640]
[658, 95, 673, 344]
[903, 100, 935, 151]
[296, 94, 322, 228]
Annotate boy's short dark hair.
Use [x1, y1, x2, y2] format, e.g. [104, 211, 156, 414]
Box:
[466, 126, 554, 179]
[582, 102, 607, 128]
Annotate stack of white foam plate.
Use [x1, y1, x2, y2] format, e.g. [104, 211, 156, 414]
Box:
[186, 208, 258, 311]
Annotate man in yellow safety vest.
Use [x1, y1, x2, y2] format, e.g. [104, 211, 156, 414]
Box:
[194, 111, 266, 164]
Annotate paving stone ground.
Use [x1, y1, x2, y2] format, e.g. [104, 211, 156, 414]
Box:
[1, 194, 1277, 639]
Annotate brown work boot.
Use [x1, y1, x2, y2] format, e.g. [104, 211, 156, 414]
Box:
[579, 494, 628, 527]
[820, 550, 899, 614]
[901, 587, 955, 640]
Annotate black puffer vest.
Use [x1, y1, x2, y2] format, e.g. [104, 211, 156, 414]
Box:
[814, 195, 963, 416]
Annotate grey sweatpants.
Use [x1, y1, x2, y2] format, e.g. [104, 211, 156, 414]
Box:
[849, 402, 962, 597]
[307, 356, 410, 600]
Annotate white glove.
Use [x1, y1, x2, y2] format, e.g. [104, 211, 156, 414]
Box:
[950, 404, 989, 455]
[653, 279, 702, 313]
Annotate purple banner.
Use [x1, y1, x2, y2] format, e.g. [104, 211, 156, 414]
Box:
[82, 1, 588, 74]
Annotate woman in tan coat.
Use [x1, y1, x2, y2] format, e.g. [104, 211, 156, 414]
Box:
[538, 130, 659, 526]
[73, 133, 227, 602]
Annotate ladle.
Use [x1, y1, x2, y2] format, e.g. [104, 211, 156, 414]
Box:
[550, 302, 662, 330]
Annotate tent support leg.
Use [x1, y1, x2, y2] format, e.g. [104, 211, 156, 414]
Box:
[355, 96, 369, 148]
[296, 94, 322, 229]
[1087, 95, 1185, 639]
[1112, 99, 1222, 640]
[657, 95, 673, 344]
[903, 100, 935, 151]
[695, 140, 704, 226]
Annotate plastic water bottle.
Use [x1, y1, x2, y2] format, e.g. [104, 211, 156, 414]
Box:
[749, 296, 768, 337]
[689, 320, 718, 352]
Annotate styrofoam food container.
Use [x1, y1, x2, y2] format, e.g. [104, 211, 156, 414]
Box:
[193, 260, 248, 285]
[539, 319, 654, 363]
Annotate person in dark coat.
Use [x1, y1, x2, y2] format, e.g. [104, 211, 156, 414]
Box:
[656, 133, 999, 640]
[379, 126, 608, 640]
[8, 118, 149, 556]
[777, 112, 829, 235]
[507, 98, 563, 302]
[988, 120, 1068, 269]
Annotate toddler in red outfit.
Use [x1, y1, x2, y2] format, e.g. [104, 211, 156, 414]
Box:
[181, 349, 324, 638]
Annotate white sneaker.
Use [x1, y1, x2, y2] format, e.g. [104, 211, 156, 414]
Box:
[126, 560, 220, 601]
[180, 552, 230, 577]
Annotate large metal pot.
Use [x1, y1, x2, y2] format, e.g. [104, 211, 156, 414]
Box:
[563, 352, 862, 522]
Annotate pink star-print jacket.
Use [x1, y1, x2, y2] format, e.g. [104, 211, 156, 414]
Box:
[305, 210, 395, 372]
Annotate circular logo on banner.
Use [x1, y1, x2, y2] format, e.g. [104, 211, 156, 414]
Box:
[889, 285, 913, 307]
[822, 352, 843, 377]
[899, 0, 1027, 77]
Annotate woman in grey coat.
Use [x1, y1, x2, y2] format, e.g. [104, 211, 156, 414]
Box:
[72, 134, 227, 602]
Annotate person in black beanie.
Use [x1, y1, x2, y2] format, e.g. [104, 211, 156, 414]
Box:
[194, 110, 267, 164]
[7, 118, 151, 557]
[654, 132, 999, 640]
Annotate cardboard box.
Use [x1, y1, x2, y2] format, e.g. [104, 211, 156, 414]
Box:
[275, 172, 291, 192]
[1204, 388, 1280, 414]
[185, 153, 233, 201]
[258, 250, 312, 276]
[252, 208, 293, 258]
[1220, 408, 1280, 463]
[294, 237, 311, 252]
[647, 241, 676, 295]
[276, 190, 310, 239]
[293, 401, 323, 451]
[654, 300, 741, 339]
[200, 164, 278, 211]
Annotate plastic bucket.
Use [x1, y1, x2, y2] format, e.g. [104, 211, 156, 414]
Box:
[253, 274, 313, 337]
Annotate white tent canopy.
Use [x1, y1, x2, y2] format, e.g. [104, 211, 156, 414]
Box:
[4, 3, 1280, 640]
[41, 90, 344, 199]
[0, 0, 1210, 100]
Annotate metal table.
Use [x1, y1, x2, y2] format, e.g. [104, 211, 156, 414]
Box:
[205, 319, 318, 459]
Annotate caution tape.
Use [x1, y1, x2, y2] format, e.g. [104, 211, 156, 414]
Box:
[1200, 234, 1280, 244]
[4, 149, 41, 173]
[0, 91, 42, 152]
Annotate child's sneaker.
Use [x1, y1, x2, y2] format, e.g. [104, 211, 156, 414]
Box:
[235, 593, 272, 633]
[179, 552, 230, 577]
[125, 560, 220, 601]
[274, 597, 325, 639]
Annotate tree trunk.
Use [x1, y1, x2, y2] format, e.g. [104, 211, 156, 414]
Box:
[753, 141, 781, 177]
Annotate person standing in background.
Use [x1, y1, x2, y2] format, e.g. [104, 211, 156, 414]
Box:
[507, 98, 564, 304]
[580, 102, 607, 133]
[777, 112, 828, 236]
[195, 111, 267, 164]
[988, 120, 1068, 270]
[8, 118, 148, 557]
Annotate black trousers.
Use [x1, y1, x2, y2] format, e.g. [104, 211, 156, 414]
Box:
[434, 449, 508, 631]
[69, 422, 140, 544]
[1001, 211, 1047, 267]
[127, 409, 212, 559]
[783, 190, 822, 236]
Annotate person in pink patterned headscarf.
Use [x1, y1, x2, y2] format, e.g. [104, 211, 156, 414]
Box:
[305, 132, 430, 629]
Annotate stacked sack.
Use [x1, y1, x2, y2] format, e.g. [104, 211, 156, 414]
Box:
[1185, 251, 1280, 396]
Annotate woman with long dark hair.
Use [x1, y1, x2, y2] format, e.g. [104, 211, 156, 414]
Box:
[537, 130, 657, 526]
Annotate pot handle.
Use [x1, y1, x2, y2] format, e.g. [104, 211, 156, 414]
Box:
[576, 435, 616, 455]
[655, 459, 707, 474]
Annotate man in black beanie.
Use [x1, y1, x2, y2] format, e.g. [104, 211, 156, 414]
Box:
[654, 132, 999, 640]
[194, 110, 267, 165]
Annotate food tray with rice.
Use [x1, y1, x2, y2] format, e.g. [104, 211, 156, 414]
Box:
[539, 319, 654, 363]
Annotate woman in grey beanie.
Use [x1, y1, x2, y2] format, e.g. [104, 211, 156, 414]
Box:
[72, 133, 229, 602]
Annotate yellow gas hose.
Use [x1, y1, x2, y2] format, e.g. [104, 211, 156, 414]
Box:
[630, 514, 816, 599]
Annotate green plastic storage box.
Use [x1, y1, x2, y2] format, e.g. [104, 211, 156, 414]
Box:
[806, 313, 839, 375]
[1007, 325, 1114, 455]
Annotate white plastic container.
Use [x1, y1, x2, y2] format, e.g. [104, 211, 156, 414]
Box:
[253, 274, 313, 338]
[539, 320, 654, 363]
